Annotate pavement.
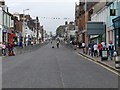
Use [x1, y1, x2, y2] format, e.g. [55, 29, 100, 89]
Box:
[2, 42, 119, 88]
[76, 49, 120, 72]
[0, 43, 48, 57]
[63, 43, 120, 73]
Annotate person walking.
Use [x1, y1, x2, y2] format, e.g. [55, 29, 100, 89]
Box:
[82, 42, 86, 53]
[51, 40, 52, 44]
[108, 41, 115, 60]
[90, 41, 95, 57]
[98, 42, 102, 56]
[93, 43, 98, 57]
[2, 42, 6, 56]
[56, 39, 60, 48]
[78, 41, 82, 49]
[88, 42, 91, 55]
[19, 41, 23, 48]
[0, 42, 3, 56]
[101, 41, 105, 48]
[7, 43, 13, 56]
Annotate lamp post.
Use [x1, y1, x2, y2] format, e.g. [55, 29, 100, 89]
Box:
[23, 9, 29, 46]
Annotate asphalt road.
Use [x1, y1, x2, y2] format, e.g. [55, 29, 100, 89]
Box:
[2, 42, 119, 88]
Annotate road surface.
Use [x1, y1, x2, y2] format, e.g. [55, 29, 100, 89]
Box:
[2, 43, 119, 88]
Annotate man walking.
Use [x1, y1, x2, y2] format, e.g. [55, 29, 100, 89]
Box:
[108, 41, 115, 60]
[56, 39, 60, 48]
[90, 41, 95, 57]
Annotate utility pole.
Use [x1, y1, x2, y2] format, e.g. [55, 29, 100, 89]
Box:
[23, 9, 29, 46]
[36, 16, 39, 42]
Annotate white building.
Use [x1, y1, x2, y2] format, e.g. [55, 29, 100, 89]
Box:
[0, 1, 14, 43]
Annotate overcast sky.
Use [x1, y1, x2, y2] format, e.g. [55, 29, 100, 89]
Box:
[5, 0, 79, 34]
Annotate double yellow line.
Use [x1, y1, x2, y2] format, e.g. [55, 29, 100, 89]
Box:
[75, 52, 120, 76]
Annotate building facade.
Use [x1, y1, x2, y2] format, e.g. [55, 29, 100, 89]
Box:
[0, 1, 15, 44]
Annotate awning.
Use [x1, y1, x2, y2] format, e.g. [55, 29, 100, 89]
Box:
[77, 29, 87, 35]
[87, 22, 105, 35]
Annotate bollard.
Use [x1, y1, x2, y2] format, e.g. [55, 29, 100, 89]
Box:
[115, 56, 120, 69]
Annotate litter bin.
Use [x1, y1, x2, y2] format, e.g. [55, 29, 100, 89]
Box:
[115, 56, 120, 69]
[101, 50, 108, 61]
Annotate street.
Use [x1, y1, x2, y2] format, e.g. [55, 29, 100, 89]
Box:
[2, 43, 119, 88]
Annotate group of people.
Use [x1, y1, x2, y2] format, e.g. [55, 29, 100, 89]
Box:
[0, 42, 15, 56]
[51, 38, 60, 48]
[88, 41, 116, 60]
[70, 40, 117, 60]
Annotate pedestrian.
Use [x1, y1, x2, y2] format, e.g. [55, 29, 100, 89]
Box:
[93, 43, 98, 57]
[78, 42, 82, 49]
[19, 41, 23, 48]
[82, 42, 86, 53]
[108, 41, 115, 60]
[31, 41, 34, 45]
[102, 43, 108, 50]
[7, 43, 13, 56]
[11, 42, 15, 56]
[88, 42, 91, 55]
[98, 42, 102, 56]
[73, 40, 77, 50]
[56, 39, 60, 48]
[51, 40, 53, 44]
[101, 41, 105, 48]
[2, 42, 6, 56]
[90, 41, 95, 57]
[0, 42, 3, 56]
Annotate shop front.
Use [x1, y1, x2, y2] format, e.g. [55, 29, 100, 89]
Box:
[113, 16, 120, 56]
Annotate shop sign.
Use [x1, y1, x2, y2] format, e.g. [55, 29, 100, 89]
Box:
[102, 50, 108, 58]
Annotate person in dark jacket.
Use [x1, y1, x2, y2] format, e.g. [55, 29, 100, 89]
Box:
[108, 41, 115, 60]
[89, 41, 95, 57]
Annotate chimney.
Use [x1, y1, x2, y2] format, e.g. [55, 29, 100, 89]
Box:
[0, 0, 5, 5]
[65, 21, 68, 25]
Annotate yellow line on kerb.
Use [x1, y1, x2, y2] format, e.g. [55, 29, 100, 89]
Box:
[75, 52, 120, 76]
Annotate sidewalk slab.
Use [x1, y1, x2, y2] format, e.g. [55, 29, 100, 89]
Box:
[76, 49, 120, 73]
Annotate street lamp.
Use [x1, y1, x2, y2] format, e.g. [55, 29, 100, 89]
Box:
[23, 9, 29, 46]
[23, 9, 29, 15]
